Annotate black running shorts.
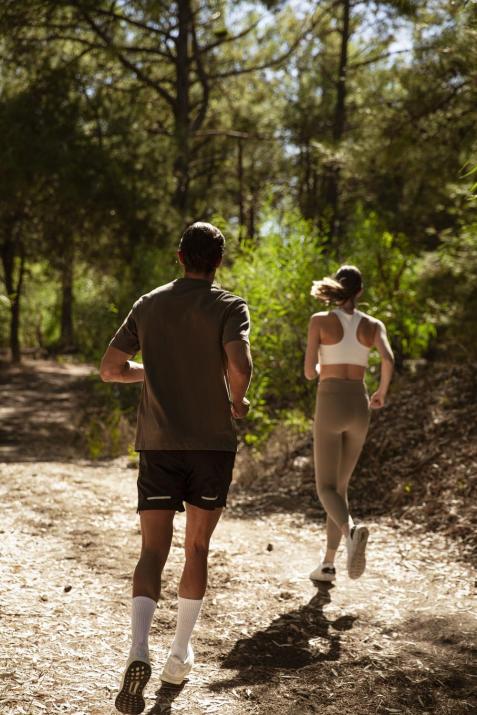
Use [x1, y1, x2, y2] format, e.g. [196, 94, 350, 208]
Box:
[137, 450, 236, 512]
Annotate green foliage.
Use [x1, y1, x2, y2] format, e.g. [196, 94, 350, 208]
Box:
[220, 208, 438, 443]
[72, 267, 123, 360]
[420, 223, 477, 358]
[221, 210, 328, 436]
[0, 0, 476, 453]
[81, 377, 138, 459]
[343, 210, 437, 362]
[72, 248, 179, 361]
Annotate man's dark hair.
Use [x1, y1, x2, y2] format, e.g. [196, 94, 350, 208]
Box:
[179, 222, 225, 274]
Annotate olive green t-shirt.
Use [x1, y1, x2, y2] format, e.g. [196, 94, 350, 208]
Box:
[109, 278, 250, 452]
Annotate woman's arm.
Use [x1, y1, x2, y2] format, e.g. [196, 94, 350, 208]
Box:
[304, 315, 321, 380]
[370, 321, 394, 409]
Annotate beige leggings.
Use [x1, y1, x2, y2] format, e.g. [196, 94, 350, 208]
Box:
[313, 379, 370, 551]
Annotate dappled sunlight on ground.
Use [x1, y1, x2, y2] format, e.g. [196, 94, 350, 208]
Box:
[0, 361, 475, 714]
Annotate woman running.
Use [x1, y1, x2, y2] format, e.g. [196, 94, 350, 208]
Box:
[304, 265, 394, 582]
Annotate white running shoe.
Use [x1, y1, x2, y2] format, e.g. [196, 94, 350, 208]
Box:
[115, 654, 151, 714]
[346, 525, 369, 579]
[309, 562, 336, 582]
[160, 643, 194, 685]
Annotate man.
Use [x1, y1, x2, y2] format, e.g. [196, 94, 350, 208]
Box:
[100, 222, 252, 715]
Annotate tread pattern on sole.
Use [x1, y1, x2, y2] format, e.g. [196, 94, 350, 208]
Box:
[348, 527, 369, 580]
[115, 660, 151, 715]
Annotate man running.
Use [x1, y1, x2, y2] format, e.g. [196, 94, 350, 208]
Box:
[100, 222, 252, 715]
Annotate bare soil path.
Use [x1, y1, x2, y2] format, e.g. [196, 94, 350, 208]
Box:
[0, 361, 476, 715]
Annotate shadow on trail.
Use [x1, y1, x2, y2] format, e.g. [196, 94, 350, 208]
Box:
[211, 587, 357, 690]
[147, 681, 186, 714]
[0, 360, 93, 462]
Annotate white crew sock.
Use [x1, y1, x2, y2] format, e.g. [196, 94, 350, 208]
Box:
[129, 596, 157, 661]
[170, 597, 203, 662]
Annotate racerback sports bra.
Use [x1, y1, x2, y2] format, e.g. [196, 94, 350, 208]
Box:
[318, 308, 371, 367]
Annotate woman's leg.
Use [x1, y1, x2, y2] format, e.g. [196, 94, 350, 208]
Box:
[324, 421, 368, 560]
[315, 387, 369, 564]
[340, 399, 370, 505]
[341, 396, 371, 578]
[314, 422, 350, 539]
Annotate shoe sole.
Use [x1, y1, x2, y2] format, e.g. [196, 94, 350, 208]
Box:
[348, 526, 369, 580]
[115, 660, 151, 714]
[309, 572, 336, 583]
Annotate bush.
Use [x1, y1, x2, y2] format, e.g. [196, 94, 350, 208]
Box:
[343, 210, 437, 364]
[420, 223, 477, 358]
[221, 210, 329, 440]
[221, 209, 438, 443]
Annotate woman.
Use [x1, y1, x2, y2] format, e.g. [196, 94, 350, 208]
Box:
[304, 265, 394, 582]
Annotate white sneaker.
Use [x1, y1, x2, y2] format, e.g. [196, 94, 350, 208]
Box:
[309, 562, 336, 582]
[160, 643, 194, 685]
[346, 525, 369, 579]
[115, 654, 151, 714]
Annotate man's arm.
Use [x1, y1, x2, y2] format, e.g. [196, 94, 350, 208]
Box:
[370, 320, 394, 409]
[224, 340, 253, 419]
[304, 315, 320, 380]
[99, 346, 145, 383]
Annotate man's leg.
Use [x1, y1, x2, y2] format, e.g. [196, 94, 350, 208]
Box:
[129, 509, 175, 659]
[116, 509, 175, 714]
[134, 509, 175, 599]
[169, 504, 222, 661]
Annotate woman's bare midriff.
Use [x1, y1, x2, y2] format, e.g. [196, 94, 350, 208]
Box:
[319, 363, 366, 381]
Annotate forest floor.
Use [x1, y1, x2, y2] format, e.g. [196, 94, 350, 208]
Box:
[0, 360, 476, 715]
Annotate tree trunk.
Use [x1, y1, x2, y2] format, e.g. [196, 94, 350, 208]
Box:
[60, 250, 75, 351]
[237, 138, 246, 237]
[324, 0, 350, 240]
[1, 237, 25, 364]
[247, 156, 258, 240]
[173, 0, 192, 217]
[333, 0, 350, 145]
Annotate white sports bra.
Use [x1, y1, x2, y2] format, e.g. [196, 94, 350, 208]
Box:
[318, 308, 371, 367]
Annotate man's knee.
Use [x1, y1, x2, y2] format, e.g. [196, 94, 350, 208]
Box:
[184, 538, 210, 561]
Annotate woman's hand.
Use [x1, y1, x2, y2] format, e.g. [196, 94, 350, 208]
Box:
[370, 390, 386, 409]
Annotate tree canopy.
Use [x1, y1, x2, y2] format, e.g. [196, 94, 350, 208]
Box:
[0, 0, 476, 429]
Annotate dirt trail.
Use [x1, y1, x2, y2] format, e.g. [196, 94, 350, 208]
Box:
[0, 361, 476, 715]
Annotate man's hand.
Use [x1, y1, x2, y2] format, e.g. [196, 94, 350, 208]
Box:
[370, 390, 386, 409]
[224, 340, 252, 420]
[231, 397, 250, 419]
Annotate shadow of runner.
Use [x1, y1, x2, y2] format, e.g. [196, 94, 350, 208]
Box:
[146, 681, 186, 714]
[211, 588, 357, 690]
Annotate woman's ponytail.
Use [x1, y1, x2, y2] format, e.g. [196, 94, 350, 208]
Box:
[311, 265, 363, 305]
[311, 277, 348, 303]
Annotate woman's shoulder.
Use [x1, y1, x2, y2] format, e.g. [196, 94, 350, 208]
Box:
[357, 311, 386, 343]
[309, 311, 335, 330]
[358, 310, 384, 326]
[310, 310, 334, 321]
